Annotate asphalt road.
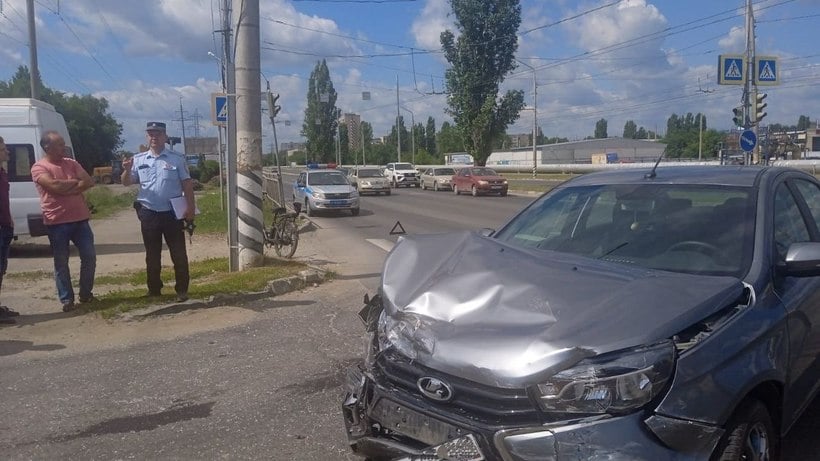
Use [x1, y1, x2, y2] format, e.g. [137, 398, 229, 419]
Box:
[2, 185, 819, 459]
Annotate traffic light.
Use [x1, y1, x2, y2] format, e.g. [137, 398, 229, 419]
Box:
[732, 106, 744, 128]
[266, 91, 281, 119]
[755, 93, 768, 124]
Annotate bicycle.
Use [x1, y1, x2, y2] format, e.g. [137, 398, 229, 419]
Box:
[264, 203, 301, 258]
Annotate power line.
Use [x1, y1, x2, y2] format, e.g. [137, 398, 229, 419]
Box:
[520, 0, 622, 36]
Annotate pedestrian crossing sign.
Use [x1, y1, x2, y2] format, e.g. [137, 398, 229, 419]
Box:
[718, 55, 745, 85]
[755, 56, 779, 86]
[211, 93, 227, 126]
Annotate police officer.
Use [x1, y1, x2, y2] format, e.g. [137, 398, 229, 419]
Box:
[121, 122, 195, 302]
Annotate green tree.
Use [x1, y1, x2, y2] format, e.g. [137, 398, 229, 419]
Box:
[594, 118, 608, 138]
[663, 112, 713, 158]
[437, 121, 464, 154]
[797, 115, 811, 131]
[623, 120, 637, 139]
[386, 115, 410, 160]
[301, 60, 341, 163]
[425, 117, 437, 156]
[359, 121, 374, 165]
[0, 66, 123, 172]
[440, 0, 525, 166]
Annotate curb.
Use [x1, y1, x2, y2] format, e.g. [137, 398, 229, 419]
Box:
[118, 268, 328, 321]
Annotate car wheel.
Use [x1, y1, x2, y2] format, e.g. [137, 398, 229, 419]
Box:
[712, 400, 777, 461]
[351, 208, 360, 216]
[434, 182, 439, 191]
[500, 191, 508, 197]
[453, 185, 459, 195]
[305, 198, 314, 217]
[471, 185, 478, 197]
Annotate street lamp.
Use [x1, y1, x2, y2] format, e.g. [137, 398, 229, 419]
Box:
[516, 59, 538, 178]
[400, 106, 415, 165]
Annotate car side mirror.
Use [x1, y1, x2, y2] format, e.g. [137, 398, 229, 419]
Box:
[779, 242, 820, 277]
[479, 228, 495, 237]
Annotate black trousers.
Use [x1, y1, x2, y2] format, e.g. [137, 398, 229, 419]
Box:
[137, 207, 189, 295]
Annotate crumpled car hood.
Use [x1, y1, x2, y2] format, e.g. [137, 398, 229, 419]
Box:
[380, 231, 742, 388]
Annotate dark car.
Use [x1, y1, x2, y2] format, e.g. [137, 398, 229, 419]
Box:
[452, 166, 508, 196]
[342, 166, 820, 460]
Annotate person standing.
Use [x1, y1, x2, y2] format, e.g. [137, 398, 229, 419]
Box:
[0, 136, 20, 324]
[31, 131, 96, 312]
[121, 122, 195, 302]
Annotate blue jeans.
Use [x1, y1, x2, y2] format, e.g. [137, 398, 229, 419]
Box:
[46, 220, 96, 304]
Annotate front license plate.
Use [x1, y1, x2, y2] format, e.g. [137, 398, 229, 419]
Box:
[328, 200, 346, 206]
[490, 185, 502, 189]
[372, 399, 466, 447]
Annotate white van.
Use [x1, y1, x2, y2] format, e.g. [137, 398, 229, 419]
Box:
[0, 98, 74, 237]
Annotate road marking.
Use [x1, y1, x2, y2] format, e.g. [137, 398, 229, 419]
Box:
[366, 238, 395, 252]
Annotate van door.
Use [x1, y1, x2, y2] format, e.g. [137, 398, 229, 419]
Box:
[6, 143, 46, 237]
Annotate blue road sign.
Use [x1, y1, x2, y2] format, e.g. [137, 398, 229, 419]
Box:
[718, 54, 744, 85]
[740, 130, 757, 152]
[211, 93, 227, 125]
[755, 56, 779, 86]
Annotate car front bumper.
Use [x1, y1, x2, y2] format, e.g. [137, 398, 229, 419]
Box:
[341, 365, 721, 461]
[309, 197, 359, 210]
[359, 184, 391, 193]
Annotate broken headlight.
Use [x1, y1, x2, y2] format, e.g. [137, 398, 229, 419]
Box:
[534, 341, 675, 415]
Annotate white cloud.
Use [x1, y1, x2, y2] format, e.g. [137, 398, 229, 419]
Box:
[411, 0, 452, 51]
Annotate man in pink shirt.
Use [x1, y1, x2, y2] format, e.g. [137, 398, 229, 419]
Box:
[31, 131, 96, 312]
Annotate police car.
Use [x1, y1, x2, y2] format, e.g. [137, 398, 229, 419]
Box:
[292, 166, 360, 217]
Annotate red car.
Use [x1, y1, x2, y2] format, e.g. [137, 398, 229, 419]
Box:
[452, 166, 508, 196]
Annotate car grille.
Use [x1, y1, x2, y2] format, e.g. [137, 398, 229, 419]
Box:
[487, 179, 505, 185]
[324, 193, 350, 199]
[401, 173, 416, 178]
[374, 351, 542, 426]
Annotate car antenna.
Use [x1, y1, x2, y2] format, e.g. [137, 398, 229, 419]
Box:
[645, 148, 668, 179]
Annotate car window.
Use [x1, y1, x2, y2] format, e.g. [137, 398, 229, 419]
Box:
[774, 183, 811, 260]
[436, 168, 455, 176]
[358, 169, 381, 178]
[791, 179, 820, 234]
[494, 184, 755, 276]
[394, 163, 413, 170]
[309, 172, 349, 185]
[473, 168, 497, 176]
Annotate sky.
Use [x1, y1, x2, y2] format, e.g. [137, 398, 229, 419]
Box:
[0, 0, 818, 155]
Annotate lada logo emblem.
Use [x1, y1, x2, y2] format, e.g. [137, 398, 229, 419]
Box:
[417, 376, 454, 402]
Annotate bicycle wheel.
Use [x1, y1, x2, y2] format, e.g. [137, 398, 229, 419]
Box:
[275, 219, 299, 258]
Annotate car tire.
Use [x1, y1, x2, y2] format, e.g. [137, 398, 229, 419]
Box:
[453, 185, 459, 195]
[305, 199, 314, 217]
[434, 182, 439, 191]
[471, 185, 478, 197]
[500, 191, 507, 197]
[712, 400, 777, 461]
[351, 208, 360, 216]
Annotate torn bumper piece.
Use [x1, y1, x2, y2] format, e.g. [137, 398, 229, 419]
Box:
[342, 365, 720, 461]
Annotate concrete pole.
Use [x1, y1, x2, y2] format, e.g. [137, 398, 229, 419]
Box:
[396, 75, 401, 162]
[26, 0, 40, 100]
[233, 0, 264, 269]
[223, 0, 239, 271]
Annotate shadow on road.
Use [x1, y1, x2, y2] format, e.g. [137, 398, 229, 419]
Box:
[0, 339, 66, 357]
[11, 242, 145, 258]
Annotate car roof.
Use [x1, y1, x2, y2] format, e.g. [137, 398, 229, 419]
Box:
[306, 168, 344, 174]
[566, 166, 769, 188]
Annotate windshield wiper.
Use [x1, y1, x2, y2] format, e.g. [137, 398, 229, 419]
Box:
[599, 241, 629, 259]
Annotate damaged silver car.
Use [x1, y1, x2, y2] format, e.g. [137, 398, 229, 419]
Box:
[342, 166, 820, 460]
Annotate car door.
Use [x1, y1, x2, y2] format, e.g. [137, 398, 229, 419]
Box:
[774, 176, 820, 428]
[293, 172, 307, 201]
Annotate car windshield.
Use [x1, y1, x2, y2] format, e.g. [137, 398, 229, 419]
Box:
[309, 172, 349, 186]
[472, 168, 498, 176]
[435, 168, 455, 176]
[358, 169, 382, 178]
[493, 183, 755, 277]
[394, 163, 414, 170]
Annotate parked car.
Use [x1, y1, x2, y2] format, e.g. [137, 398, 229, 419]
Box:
[420, 167, 456, 191]
[452, 166, 508, 196]
[349, 167, 391, 196]
[342, 166, 820, 460]
[383, 162, 420, 188]
[292, 168, 359, 217]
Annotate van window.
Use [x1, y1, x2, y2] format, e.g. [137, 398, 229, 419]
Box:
[6, 144, 35, 182]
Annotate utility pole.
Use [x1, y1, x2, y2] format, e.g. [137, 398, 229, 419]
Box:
[222, 0, 239, 271]
[396, 75, 401, 162]
[26, 0, 40, 100]
[176, 97, 188, 154]
[234, 0, 263, 270]
[744, 0, 755, 165]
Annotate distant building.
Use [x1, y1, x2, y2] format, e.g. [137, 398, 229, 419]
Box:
[184, 137, 220, 162]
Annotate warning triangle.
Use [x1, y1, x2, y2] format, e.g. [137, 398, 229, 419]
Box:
[725, 60, 742, 78]
[389, 221, 406, 235]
